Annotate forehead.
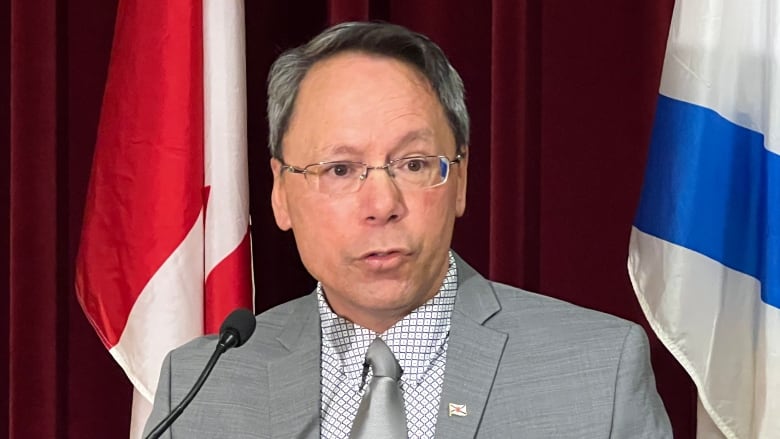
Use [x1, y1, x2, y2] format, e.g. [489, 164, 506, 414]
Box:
[305, 50, 430, 89]
[282, 52, 453, 159]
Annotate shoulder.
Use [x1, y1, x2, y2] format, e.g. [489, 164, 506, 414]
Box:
[254, 293, 316, 339]
[456, 282, 671, 437]
[490, 281, 636, 334]
[170, 293, 316, 365]
[452, 254, 645, 360]
[487, 281, 647, 365]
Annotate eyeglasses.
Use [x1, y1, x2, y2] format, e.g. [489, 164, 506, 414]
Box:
[280, 154, 465, 195]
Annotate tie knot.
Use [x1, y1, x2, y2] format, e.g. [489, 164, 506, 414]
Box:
[365, 337, 402, 380]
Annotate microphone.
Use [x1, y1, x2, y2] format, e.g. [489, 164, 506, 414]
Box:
[145, 308, 256, 439]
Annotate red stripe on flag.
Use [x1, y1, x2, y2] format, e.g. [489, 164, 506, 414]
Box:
[75, 0, 204, 348]
[204, 228, 253, 333]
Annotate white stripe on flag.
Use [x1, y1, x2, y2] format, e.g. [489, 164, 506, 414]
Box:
[630, 229, 780, 437]
[203, 0, 249, 276]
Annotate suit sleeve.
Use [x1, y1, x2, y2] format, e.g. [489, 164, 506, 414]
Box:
[142, 352, 174, 439]
[610, 324, 673, 438]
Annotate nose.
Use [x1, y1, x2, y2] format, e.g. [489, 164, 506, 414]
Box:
[358, 167, 406, 225]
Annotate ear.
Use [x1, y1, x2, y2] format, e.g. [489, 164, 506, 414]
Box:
[455, 148, 468, 217]
[270, 158, 292, 231]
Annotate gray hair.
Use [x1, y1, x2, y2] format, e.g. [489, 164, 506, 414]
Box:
[266, 22, 469, 159]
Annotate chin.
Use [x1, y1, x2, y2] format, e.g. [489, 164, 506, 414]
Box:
[355, 300, 417, 323]
[369, 286, 429, 311]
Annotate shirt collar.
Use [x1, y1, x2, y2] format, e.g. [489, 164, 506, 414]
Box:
[318, 251, 458, 385]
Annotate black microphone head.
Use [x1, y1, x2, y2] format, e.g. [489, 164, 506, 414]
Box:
[219, 308, 256, 348]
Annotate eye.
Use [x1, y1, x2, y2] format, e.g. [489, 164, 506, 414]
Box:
[321, 162, 357, 178]
[403, 157, 428, 172]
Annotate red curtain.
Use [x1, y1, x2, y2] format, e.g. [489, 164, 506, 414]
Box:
[3, 0, 694, 437]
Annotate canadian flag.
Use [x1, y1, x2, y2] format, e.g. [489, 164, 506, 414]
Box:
[75, 0, 253, 436]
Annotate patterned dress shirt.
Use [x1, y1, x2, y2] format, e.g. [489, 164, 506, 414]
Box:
[319, 252, 458, 439]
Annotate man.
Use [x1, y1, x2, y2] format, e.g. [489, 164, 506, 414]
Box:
[144, 22, 672, 438]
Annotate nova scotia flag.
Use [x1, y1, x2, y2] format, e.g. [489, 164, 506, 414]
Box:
[628, 0, 780, 437]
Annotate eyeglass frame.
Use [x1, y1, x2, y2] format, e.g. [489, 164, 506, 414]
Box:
[278, 153, 466, 194]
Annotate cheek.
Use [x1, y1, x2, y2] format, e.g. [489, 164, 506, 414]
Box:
[287, 195, 354, 247]
[412, 189, 459, 232]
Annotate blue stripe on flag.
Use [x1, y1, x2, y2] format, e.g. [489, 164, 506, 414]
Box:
[634, 95, 779, 308]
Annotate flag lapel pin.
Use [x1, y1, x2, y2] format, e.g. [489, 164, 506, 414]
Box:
[448, 403, 467, 417]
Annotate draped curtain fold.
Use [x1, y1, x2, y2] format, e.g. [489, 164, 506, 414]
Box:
[3, 0, 694, 437]
[9, 1, 59, 437]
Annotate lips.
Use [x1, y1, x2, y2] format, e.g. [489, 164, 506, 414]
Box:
[367, 251, 395, 257]
[360, 248, 407, 258]
[358, 248, 410, 270]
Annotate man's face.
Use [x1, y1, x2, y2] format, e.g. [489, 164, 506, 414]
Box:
[270, 52, 468, 332]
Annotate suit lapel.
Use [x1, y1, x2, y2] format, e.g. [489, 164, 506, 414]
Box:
[435, 258, 507, 439]
[268, 294, 321, 439]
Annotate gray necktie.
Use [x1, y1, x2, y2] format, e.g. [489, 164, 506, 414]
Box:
[349, 337, 408, 439]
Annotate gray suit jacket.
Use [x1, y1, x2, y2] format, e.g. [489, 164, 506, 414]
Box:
[144, 257, 672, 438]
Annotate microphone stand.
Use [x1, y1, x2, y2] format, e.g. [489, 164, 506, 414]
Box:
[144, 329, 242, 439]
